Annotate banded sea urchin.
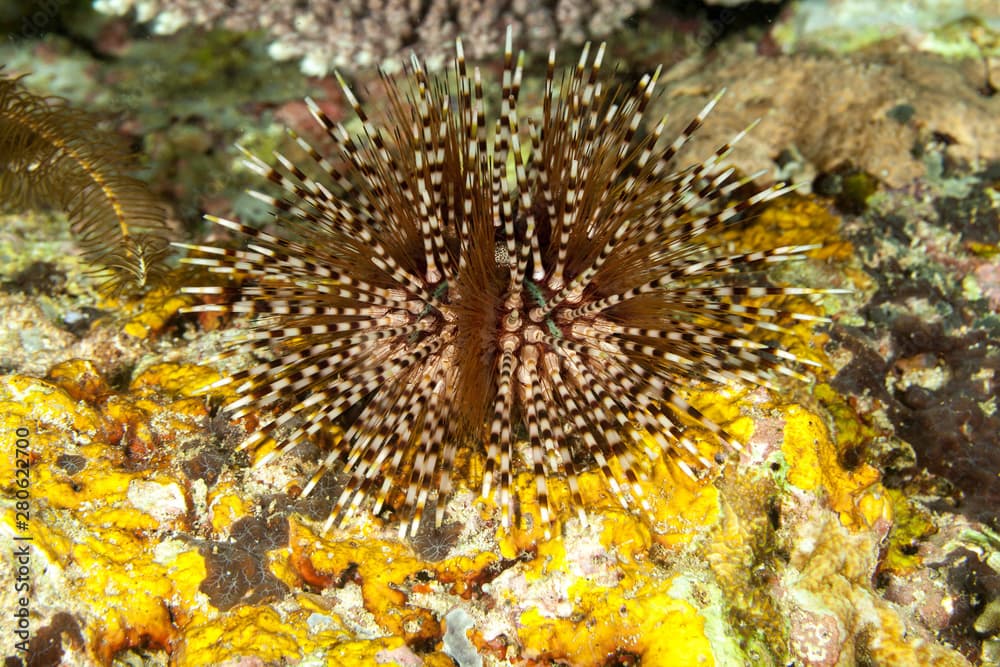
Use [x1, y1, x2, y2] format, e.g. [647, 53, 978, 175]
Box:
[178, 29, 841, 539]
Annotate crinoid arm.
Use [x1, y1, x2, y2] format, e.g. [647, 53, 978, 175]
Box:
[0, 68, 171, 294]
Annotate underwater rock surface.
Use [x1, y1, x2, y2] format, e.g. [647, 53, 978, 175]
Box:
[1, 2, 998, 665]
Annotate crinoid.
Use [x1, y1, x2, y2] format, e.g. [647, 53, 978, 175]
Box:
[178, 29, 842, 539]
[0, 68, 171, 294]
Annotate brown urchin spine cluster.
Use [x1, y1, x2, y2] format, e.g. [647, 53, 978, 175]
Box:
[178, 29, 838, 539]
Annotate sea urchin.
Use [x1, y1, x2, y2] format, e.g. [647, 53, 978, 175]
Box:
[178, 29, 838, 539]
